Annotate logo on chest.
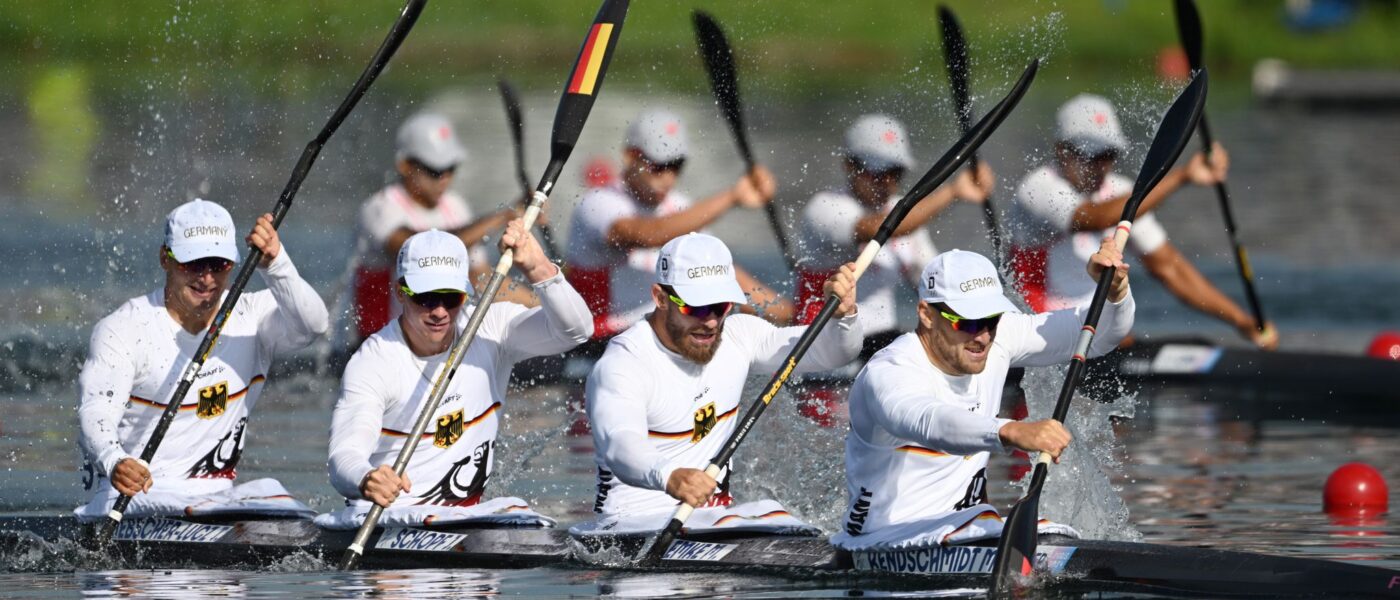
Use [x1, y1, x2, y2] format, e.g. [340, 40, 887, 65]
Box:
[197, 381, 228, 420]
[435, 408, 465, 449]
[692, 402, 717, 443]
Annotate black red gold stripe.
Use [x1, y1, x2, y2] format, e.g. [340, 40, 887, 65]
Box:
[381, 402, 501, 439]
[896, 444, 951, 458]
[712, 509, 789, 526]
[130, 374, 266, 411]
[567, 23, 614, 95]
[648, 405, 738, 439]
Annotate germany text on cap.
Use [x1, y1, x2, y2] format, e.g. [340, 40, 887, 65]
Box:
[164, 198, 240, 263]
[919, 249, 1019, 320]
[656, 233, 747, 307]
[397, 229, 473, 296]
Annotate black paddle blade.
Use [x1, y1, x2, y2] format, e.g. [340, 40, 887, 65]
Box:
[548, 0, 628, 177]
[693, 10, 753, 166]
[1174, 0, 1205, 72]
[937, 5, 973, 131]
[1118, 70, 1209, 224]
[990, 464, 1048, 597]
[878, 58, 1038, 244]
[497, 78, 532, 195]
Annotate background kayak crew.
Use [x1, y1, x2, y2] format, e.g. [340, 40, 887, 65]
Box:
[582, 233, 860, 527]
[1006, 94, 1276, 349]
[798, 113, 993, 358]
[351, 111, 535, 341]
[321, 226, 592, 528]
[76, 199, 328, 520]
[565, 108, 793, 340]
[834, 242, 1133, 550]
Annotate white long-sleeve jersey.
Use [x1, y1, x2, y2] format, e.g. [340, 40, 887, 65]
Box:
[839, 292, 1135, 539]
[326, 272, 591, 507]
[587, 312, 863, 517]
[76, 250, 328, 501]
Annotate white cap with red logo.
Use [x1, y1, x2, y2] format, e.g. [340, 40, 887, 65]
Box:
[1057, 94, 1129, 156]
[625, 108, 689, 164]
[656, 233, 747, 307]
[396, 112, 467, 171]
[919, 249, 1019, 319]
[843, 113, 915, 172]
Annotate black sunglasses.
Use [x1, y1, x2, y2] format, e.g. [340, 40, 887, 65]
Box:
[400, 282, 467, 310]
[641, 157, 685, 174]
[408, 158, 458, 180]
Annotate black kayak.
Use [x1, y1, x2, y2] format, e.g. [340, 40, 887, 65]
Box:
[3, 514, 1397, 597]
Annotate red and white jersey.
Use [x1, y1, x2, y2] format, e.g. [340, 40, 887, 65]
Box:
[328, 272, 591, 509]
[76, 251, 328, 502]
[837, 293, 1135, 541]
[354, 184, 483, 270]
[565, 184, 693, 337]
[587, 312, 863, 517]
[798, 191, 937, 334]
[1007, 165, 1167, 311]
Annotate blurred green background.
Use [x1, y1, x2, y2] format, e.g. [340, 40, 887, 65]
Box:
[2, 0, 1397, 96]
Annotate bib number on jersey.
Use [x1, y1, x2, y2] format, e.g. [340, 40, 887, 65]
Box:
[197, 381, 228, 419]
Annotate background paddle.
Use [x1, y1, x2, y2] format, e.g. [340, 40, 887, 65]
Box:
[692, 11, 796, 273]
[95, 0, 428, 546]
[497, 77, 562, 259]
[1173, 0, 1268, 336]
[639, 59, 1041, 567]
[988, 70, 1209, 597]
[337, 0, 628, 570]
[938, 5, 1002, 261]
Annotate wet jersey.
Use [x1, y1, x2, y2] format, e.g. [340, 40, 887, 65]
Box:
[328, 272, 591, 509]
[798, 191, 937, 334]
[565, 184, 692, 337]
[352, 184, 487, 337]
[587, 312, 864, 517]
[839, 292, 1135, 539]
[1007, 166, 1167, 310]
[76, 251, 328, 499]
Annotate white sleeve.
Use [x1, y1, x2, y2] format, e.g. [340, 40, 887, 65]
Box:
[576, 189, 635, 246]
[1128, 212, 1168, 255]
[1000, 289, 1137, 368]
[802, 193, 862, 247]
[496, 271, 594, 362]
[77, 317, 137, 477]
[327, 350, 390, 500]
[359, 194, 401, 251]
[256, 249, 330, 355]
[739, 313, 864, 374]
[586, 352, 674, 491]
[861, 363, 1010, 455]
[1015, 168, 1082, 235]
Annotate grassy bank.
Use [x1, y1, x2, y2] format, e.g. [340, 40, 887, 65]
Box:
[2, 1, 1397, 96]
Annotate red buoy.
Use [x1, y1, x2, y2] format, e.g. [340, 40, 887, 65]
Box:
[1366, 331, 1400, 361]
[1323, 462, 1389, 514]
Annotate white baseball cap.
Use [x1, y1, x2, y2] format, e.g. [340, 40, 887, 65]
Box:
[396, 112, 467, 171]
[843, 113, 915, 172]
[625, 109, 688, 164]
[397, 229, 473, 295]
[656, 233, 747, 307]
[919, 249, 1018, 319]
[1057, 94, 1129, 156]
[164, 199, 240, 263]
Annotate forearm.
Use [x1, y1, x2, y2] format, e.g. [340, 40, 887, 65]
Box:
[78, 391, 131, 477]
[1071, 169, 1187, 232]
[505, 272, 594, 356]
[1160, 261, 1252, 329]
[1087, 288, 1136, 357]
[853, 188, 956, 243]
[455, 208, 515, 247]
[598, 430, 673, 491]
[880, 396, 1010, 456]
[760, 313, 863, 374]
[607, 194, 735, 249]
[735, 268, 794, 325]
[327, 380, 384, 500]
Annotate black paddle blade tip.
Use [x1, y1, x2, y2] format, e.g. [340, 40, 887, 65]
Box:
[989, 493, 1043, 595]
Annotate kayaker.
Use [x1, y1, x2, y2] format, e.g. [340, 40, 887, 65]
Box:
[797, 113, 994, 359]
[565, 109, 793, 341]
[1006, 94, 1276, 349]
[75, 199, 328, 521]
[350, 112, 534, 342]
[320, 224, 591, 528]
[574, 233, 859, 535]
[832, 240, 1134, 550]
